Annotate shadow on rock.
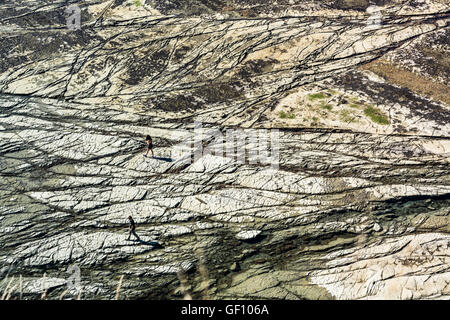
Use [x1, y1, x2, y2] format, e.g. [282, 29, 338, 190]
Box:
[154, 156, 173, 162]
[130, 239, 164, 248]
[145, 156, 173, 162]
[242, 234, 266, 244]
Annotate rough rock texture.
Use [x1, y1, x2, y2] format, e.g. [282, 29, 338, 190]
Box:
[0, 0, 449, 300]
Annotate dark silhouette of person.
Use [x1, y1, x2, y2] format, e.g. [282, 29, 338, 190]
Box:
[127, 216, 140, 241]
[143, 135, 154, 158]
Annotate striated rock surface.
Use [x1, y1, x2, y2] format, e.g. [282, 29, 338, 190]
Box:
[0, 0, 449, 300]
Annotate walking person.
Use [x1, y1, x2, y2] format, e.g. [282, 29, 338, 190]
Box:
[127, 216, 140, 241]
[143, 135, 154, 158]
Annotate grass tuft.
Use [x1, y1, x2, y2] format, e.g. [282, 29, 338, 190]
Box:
[363, 105, 389, 125]
[307, 92, 327, 101]
[320, 103, 333, 111]
[279, 111, 296, 119]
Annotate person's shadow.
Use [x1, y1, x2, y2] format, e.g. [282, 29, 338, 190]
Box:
[144, 155, 173, 162]
[131, 239, 163, 248]
[152, 156, 173, 162]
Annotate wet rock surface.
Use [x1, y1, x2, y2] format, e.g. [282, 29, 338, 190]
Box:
[0, 0, 449, 300]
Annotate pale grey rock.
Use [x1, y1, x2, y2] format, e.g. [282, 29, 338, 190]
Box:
[310, 233, 450, 300]
[373, 223, 382, 232]
[236, 230, 262, 240]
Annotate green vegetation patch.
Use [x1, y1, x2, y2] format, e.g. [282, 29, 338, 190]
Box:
[279, 111, 296, 119]
[320, 102, 333, 111]
[134, 0, 142, 6]
[364, 105, 389, 125]
[307, 92, 327, 101]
